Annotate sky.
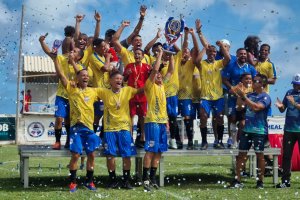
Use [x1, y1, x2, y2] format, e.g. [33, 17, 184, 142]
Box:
[0, 0, 300, 115]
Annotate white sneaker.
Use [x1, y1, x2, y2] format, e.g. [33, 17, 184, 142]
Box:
[169, 139, 177, 149]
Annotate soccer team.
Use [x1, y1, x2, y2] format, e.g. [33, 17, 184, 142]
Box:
[38, 6, 300, 192]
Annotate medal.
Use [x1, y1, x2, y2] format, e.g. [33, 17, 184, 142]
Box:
[112, 89, 122, 110]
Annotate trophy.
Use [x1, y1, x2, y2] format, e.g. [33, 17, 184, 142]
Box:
[51, 39, 62, 55]
[163, 17, 185, 54]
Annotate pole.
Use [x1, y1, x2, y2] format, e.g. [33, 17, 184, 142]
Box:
[180, 13, 183, 49]
[15, 4, 25, 144]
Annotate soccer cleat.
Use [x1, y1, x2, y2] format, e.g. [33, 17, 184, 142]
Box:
[200, 142, 208, 150]
[231, 179, 244, 189]
[84, 182, 97, 191]
[64, 144, 70, 149]
[107, 179, 119, 189]
[143, 180, 151, 192]
[52, 142, 61, 150]
[150, 178, 159, 189]
[276, 182, 290, 188]
[227, 138, 234, 149]
[256, 180, 264, 189]
[168, 139, 178, 149]
[121, 180, 133, 189]
[69, 182, 77, 193]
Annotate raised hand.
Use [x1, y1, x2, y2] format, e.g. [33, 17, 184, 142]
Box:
[121, 20, 130, 27]
[94, 10, 101, 22]
[75, 14, 85, 23]
[286, 95, 295, 105]
[39, 35, 46, 43]
[156, 28, 162, 38]
[140, 5, 147, 17]
[195, 19, 202, 32]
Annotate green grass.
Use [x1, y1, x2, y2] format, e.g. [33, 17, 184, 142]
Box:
[0, 145, 300, 200]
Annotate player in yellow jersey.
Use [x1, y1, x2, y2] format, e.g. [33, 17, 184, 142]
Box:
[89, 38, 115, 134]
[195, 38, 231, 150]
[51, 54, 102, 192]
[100, 71, 143, 189]
[142, 47, 174, 191]
[112, 20, 150, 66]
[39, 34, 84, 150]
[177, 27, 201, 150]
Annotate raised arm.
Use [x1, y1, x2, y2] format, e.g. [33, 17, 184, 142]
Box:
[125, 5, 147, 46]
[195, 19, 210, 49]
[74, 14, 85, 41]
[68, 52, 80, 74]
[182, 28, 189, 50]
[164, 54, 174, 80]
[149, 47, 163, 82]
[194, 48, 206, 69]
[52, 57, 68, 88]
[216, 40, 231, 66]
[144, 28, 161, 55]
[39, 35, 52, 57]
[189, 28, 200, 62]
[93, 11, 101, 39]
[112, 21, 130, 53]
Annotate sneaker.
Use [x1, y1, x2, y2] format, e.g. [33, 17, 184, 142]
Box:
[215, 142, 225, 149]
[168, 139, 177, 149]
[143, 180, 151, 192]
[52, 142, 61, 150]
[69, 182, 77, 193]
[227, 138, 233, 149]
[200, 142, 208, 150]
[231, 179, 244, 188]
[122, 180, 133, 189]
[107, 179, 119, 189]
[79, 163, 85, 170]
[213, 140, 218, 148]
[84, 182, 97, 191]
[176, 141, 183, 149]
[64, 142, 70, 149]
[186, 141, 194, 150]
[256, 180, 264, 189]
[276, 182, 291, 188]
[150, 178, 159, 189]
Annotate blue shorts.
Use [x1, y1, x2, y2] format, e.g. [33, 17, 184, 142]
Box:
[239, 132, 265, 152]
[191, 102, 200, 119]
[94, 100, 104, 117]
[103, 130, 136, 157]
[178, 99, 192, 117]
[200, 98, 224, 117]
[54, 96, 70, 118]
[144, 123, 168, 153]
[70, 124, 101, 155]
[228, 96, 237, 116]
[166, 96, 178, 117]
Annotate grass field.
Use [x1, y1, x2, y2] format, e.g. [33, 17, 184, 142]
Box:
[0, 145, 300, 200]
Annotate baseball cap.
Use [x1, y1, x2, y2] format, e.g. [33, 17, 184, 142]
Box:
[291, 73, 300, 85]
[220, 39, 230, 46]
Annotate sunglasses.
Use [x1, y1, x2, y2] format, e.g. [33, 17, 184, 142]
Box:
[253, 79, 262, 84]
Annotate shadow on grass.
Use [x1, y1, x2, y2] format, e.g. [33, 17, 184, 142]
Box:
[0, 172, 233, 192]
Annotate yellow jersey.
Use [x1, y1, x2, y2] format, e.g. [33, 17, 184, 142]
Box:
[66, 82, 101, 130]
[255, 59, 276, 93]
[199, 59, 224, 100]
[98, 87, 137, 132]
[120, 46, 150, 66]
[178, 54, 195, 100]
[56, 55, 83, 99]
[89, 52, 110, 89]
[144, 79, 168, 124]
[80, 45, 93, 67]
[192, 68, 201, 103]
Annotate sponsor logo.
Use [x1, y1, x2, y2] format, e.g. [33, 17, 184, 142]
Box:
[27, 122, 45, 138]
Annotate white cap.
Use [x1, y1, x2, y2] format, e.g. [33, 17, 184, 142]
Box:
[220, 39, 230, 47]
[291, 73, 300, 85]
